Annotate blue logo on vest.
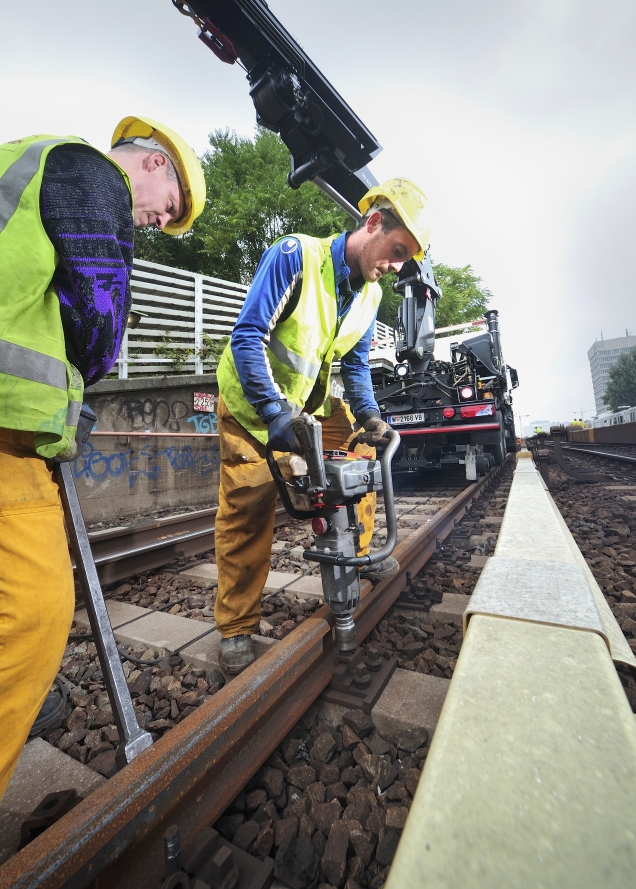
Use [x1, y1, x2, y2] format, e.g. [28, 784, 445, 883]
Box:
[280, 238, 298, 254]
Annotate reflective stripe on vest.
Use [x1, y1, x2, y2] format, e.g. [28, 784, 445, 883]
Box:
[268, 331, 321, 379]
[218, 233, 382, 445]
[0, 339, 67, 389]
[0, 138, 66, 233]
[65, 399, 82, 428]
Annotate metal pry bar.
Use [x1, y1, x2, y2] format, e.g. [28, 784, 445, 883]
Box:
[55, 462, 154, 766]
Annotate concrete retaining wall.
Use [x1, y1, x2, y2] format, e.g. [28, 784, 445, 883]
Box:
[79, 375, 221, 524]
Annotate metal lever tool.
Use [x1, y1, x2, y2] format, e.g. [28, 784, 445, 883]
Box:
[55, 462, 154, 767]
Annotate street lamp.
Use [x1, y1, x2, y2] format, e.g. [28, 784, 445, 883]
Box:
[518, 414, 530, 437]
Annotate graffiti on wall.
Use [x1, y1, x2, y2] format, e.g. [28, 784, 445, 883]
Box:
[117, 397, 191, 432]
[73, 441, 220, 488]
[114, 395, 218, 434]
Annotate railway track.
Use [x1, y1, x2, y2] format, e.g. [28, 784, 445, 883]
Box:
[0, 461, 510, 888]
[86, 506, 289, 587]
[559, 442, 636, 465]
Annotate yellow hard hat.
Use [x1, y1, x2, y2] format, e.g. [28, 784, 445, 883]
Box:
[112, 116, 206, 235]
[358, 178, 430, 262]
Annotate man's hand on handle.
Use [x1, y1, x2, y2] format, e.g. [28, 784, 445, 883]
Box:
[357, 415, 392, 446]
[262, 400, 302, 453]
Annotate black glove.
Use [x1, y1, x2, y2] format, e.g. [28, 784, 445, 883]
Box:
[357, 414, 391, 445]
[52, 404, 97, 463]
[261, 401, 302, 453]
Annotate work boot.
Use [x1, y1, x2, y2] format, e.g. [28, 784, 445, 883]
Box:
[360, 556, 400, 584]
[219, 635, 255, 674]
[29, 691, 65, 737]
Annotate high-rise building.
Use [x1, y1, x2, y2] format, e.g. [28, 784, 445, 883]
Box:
[588, 334, 636, 414]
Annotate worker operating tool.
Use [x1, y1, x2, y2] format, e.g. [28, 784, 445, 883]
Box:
[0, 117, 205, 801]
[213, 178, 432, 675]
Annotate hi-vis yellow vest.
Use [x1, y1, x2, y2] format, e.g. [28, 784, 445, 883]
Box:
[218, 233, 382, 444]
[0, 134, 131, 459]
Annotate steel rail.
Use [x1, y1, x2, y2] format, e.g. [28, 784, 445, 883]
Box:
[560, 444, 636, 465]
[0, 461, 506, 889]
[84, 506, 288, 585]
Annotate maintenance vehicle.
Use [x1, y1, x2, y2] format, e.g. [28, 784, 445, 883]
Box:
[369, 262, 519, 478]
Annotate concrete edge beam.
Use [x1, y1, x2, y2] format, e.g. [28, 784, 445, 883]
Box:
[386, 616, 636, 889]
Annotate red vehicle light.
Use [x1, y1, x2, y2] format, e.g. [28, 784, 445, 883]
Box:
[443, 407, 456, 418]
[460, 404, 496, 418]
[460, 386, 474, 399]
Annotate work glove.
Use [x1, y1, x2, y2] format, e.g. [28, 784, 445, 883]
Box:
[260, 400, 302, 453]
[356, 414, 391, 445]
[52, 404, 97, 463]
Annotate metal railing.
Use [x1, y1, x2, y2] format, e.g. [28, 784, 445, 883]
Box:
[116, 259, 248, 378]
[116, 259, 396, 379]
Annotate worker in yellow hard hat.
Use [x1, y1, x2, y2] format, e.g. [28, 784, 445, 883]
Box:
[110, 116, 206, 234]
[0, 117, 205, 800]
[213, 177, 430, 673]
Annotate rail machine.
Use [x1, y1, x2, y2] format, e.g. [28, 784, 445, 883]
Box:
[371, 290, 520, 478]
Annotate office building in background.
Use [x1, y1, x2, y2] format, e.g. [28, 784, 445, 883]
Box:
[588, 333, 636, 414]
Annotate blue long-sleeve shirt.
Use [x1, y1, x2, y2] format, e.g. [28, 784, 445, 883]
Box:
[230, 232, 380, 420]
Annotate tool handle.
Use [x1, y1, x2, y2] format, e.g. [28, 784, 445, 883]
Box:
[304, 427, 401, 567]
[292, 414, 328, 492]
[55, 462, 153, 766]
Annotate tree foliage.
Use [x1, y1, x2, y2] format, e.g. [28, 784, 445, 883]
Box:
[603, 351, 636, 412]
[135, 128, 349, 282]
[375, 262, 491, 329]
[432, 263, 491, 332]
[134, 127, 491, 331]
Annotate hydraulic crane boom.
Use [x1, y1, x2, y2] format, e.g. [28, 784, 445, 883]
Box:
[173, 0, 381, 215]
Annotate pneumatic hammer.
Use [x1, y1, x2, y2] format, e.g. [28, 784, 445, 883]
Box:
[267, 414, 400, 652]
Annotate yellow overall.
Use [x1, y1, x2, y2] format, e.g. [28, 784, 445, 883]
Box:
[0, 430, 74, 799]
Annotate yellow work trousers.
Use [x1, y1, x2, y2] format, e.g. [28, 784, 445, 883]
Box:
[214, 396, 376, 638]
[0, 430, 75, 800]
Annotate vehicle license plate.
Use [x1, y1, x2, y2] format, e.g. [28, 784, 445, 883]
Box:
[388, 413, 426, 426]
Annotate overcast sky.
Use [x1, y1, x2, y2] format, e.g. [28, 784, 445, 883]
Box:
[2, 0, 635, 426]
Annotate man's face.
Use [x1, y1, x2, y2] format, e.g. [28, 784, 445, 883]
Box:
[355, 212, 420, 283]
[130, 152, 184, 230]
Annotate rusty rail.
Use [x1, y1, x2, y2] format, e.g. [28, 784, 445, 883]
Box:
[548, 426, 611, 483]
[0, 461, 506, 889]
[559, 444, 636, 465]
[84, 506, 288, 586]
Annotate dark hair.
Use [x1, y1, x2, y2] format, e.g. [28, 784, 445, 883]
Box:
[355, 206, 403, 233]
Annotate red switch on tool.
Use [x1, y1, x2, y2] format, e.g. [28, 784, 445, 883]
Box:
[312, 517, 329, 535]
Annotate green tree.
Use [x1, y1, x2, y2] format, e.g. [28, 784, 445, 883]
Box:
[432, 263, 491, 332]
[603, 351, 636, 412]
[135, 128, 350, 282]
[133, 128, 491, 332]
[376, 262, 491, 329]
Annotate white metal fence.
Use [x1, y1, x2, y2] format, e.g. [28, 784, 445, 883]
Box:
[117, 259, 249, 378]
[373, 320, 395, 345]
[116, 258, 396, 378]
